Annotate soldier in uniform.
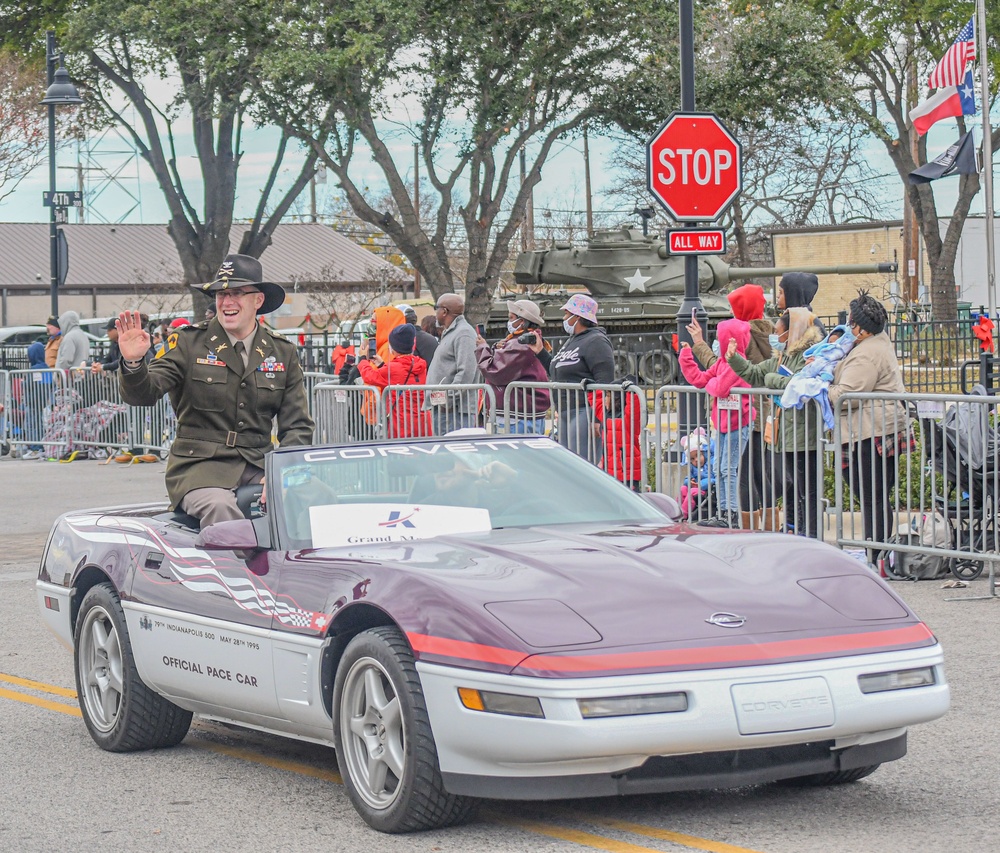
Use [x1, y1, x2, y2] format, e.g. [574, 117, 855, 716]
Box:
[116, 254, 314, 529]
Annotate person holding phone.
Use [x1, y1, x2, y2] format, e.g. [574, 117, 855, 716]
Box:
[475, 299, 552, 434]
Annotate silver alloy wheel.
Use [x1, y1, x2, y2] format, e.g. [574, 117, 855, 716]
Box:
[339, 655, 405, 810]
[77, 604, 125, 732]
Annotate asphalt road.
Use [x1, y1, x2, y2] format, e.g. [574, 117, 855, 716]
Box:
[1, 456, 998, 852]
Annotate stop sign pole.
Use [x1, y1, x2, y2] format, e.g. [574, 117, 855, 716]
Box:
[678, 0, 700, 344]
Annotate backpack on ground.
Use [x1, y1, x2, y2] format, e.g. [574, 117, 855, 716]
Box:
[884, 512, 952, 580]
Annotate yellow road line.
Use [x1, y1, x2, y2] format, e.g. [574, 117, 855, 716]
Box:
[190, 739, 343, 785]
[583, 815, 765, 853]
[0, 685, 81, 716]
[0, 673, 765, 853]
[0, 672, 77, 699]
[501, 818, 666, 852]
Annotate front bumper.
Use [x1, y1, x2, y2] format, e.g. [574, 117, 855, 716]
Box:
[417, 644, 948, 800]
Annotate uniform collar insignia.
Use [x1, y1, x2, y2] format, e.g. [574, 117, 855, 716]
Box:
[256, 346, 266, 358]
[215, 342, 228, 353]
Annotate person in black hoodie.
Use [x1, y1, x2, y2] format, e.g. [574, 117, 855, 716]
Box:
[548, 294, 615, 464]
[777, 272, 825, 334]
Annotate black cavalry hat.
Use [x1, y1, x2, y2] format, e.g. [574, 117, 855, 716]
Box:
[192, 253, 286, 315]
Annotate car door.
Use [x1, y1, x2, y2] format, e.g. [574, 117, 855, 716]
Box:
[124, 519, 282, 722]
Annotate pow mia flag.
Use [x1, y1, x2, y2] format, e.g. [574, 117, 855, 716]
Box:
[908, 131, 979, 184]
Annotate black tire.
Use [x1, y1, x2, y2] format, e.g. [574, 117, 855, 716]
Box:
[779, 764, 881, 787]
[74, 583, 192, 752]
[951, 558, 984, 581]
[333, 626, 473, 833]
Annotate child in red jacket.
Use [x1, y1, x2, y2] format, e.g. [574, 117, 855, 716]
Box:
[600, 382, 645, 491]
[358, 324, 431, 438]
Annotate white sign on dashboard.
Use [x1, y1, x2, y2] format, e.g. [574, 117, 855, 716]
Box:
[309, 503, 491, 547]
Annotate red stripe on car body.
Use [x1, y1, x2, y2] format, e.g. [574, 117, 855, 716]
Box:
[407, 623, 935, 675]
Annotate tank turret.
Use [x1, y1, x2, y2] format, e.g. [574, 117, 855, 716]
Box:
[489, 228, 896, 384]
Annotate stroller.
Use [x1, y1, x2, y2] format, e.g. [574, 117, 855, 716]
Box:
[917, 386, 1000, 580]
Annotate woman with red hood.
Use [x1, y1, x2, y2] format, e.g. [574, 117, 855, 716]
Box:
[679, 318, 755, 528]
[688, 283, 776, 530]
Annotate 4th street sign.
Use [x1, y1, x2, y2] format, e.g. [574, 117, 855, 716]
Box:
[43, 190, 84, 208]
[666, 228, 726, 255]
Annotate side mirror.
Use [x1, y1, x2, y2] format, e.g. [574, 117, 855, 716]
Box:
[196, 518, 260, 551]
[642, 491, 682, 521]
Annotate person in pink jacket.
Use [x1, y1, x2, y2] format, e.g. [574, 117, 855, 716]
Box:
[679, 318, 755, 527]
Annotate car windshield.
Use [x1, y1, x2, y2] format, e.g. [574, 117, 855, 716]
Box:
[270, 437, 663, 548]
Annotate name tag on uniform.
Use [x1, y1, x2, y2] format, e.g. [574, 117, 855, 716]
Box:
[718, 394, 740, 410]
[196, 358, 226, 366]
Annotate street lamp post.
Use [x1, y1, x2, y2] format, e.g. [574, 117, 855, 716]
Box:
[40, 31, 82, 318]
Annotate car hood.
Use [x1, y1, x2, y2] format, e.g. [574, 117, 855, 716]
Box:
[312, 523, 933, 676]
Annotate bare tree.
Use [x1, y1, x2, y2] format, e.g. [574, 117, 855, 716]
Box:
[0, 49, 47, 203]
[606, 116, 887, 266]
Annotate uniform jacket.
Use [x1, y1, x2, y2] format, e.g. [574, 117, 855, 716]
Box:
[358, 353, 432, 438]
[119, 319, 314, 507]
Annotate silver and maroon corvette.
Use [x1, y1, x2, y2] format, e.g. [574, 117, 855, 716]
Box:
[37, 435, 949, 832]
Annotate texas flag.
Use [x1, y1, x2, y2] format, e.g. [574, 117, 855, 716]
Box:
[909, 70, 977, 136]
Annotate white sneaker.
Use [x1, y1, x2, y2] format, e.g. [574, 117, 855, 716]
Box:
[21, 450, 41, 460]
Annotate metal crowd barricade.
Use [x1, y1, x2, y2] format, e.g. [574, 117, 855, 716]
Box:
[833, 390, 999, 598]
[303, 371, 337, 415]
[380, 383, 496, 439]
[312, 382, 385, 444]
[653, 384, 715, 522]
[62, 369, 132, 455]
[0, 369, 10, 451]
[5, 368, 72, 458]
[503, 380, 649, 491]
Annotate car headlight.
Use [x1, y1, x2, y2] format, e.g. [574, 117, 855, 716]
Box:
[577, 692, 688, 719]
[457, 688, 545, 718]
[858, 666, 936, 694]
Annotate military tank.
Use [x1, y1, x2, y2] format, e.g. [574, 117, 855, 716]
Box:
[488, 227, 896, 384]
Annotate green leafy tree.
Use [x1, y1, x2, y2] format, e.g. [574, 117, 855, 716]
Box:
[3, 0, 318, 293]
[804, 0, 999, 320]
[253, 0, 682, 321]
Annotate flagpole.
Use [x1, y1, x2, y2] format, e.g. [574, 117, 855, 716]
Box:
[977, 0, 996, 339]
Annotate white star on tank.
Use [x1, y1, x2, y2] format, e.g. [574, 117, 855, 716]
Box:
[624, 268, 651, 292]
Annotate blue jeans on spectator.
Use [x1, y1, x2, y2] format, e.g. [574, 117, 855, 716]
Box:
[504, 415, 547, 435]
[433, 410, 474, 436]
[557, 406, 600, 464]
[715, 426, 749, 512]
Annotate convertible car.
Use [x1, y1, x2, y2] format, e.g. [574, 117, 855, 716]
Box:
[37, 435, 949, 833]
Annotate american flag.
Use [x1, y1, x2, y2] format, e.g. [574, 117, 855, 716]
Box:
[928, 17, 976, 89]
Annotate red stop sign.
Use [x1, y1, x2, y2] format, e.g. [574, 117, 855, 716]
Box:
[647, 112, 742, 222]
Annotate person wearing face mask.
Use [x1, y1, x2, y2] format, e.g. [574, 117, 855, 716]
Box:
[548, 294, 615, 462]
[475, 299, 552, 433]
[688, 283, 774, 529]
[726, 308, 824, 538]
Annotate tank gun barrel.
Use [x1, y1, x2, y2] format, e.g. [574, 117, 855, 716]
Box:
[728, 262, 898, 279]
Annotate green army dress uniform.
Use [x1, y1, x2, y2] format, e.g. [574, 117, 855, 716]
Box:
[119, 319, 314, 508]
